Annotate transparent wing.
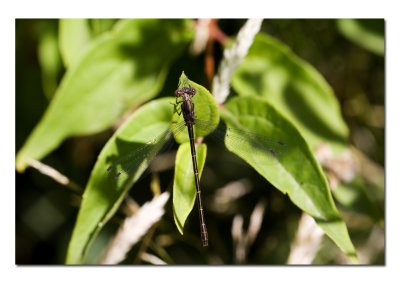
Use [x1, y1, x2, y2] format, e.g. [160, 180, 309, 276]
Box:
[194, 119, 287, 166]
[106, 121, 188, 181]
[106, 116, 286, 181]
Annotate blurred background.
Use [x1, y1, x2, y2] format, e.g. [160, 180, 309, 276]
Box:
[15, 19, 384, 264]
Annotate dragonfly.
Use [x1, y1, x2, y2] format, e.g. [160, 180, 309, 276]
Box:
[173, 83, 209, 246]
[107, 77, 286, 247]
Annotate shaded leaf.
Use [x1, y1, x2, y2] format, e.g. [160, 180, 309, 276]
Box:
[232, 33, 349, 153]
[337, 19, 384, 56]
[333, 176, 384, 223]
[90, 19, 117, 36]
[37, 24, 62, 99]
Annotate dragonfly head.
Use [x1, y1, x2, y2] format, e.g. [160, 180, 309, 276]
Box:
[175, 86, 196, 97]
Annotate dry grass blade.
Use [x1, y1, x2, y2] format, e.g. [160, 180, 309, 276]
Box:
[28, 159, 82, 193]
[287, 213, 324, 264]
[231, 199, 266, 264]
[100, 192, 169, 264]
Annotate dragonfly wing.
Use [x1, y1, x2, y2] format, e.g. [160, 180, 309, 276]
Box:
[106, 128, 174, 182]
[194, 118, 287, 166]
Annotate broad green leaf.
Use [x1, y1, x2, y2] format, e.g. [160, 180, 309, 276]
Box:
[337, 19, 384, 56]
[16, 19, 194, 172]
[173, 143, 207, 234]
[221, 96, 358, 262]
[59, 19, 92, 67]
[66, 98, 174, 264]
[232, 33, 349, 153]
[172, 72, 220, 143]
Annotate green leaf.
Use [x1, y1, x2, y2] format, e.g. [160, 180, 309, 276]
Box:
[173, 143, 207, 234]
[16, 19, 194, 172]
[37, 25, 62, 99]
[90, 19, 117, 36]
[232, 33, 349, 153]
[66, 98, 174, 264]
[337, 19, 384, 56]
[221, 96, 358, 262]
[59, 19, 92, 67]
[333, 176, 384, 223]
[172, 72, 220, 143]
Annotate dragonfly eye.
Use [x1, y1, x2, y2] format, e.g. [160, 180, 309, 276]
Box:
[180, 86, 195, 95]
[190, 88, 196, 95]
[175, 87, 196, 97]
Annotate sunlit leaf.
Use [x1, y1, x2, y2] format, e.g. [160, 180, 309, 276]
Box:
[59, 19, 92, 67]
[16, 19, 194, 172]
[173, 143, 207, 234]
[220, 96, 358, 262]
[172, 72, 220, 143]
[66, 98, 174, 264]
[66, 71, 218, 262]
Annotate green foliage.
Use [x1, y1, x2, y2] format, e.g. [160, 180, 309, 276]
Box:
[59, 19, 92, 67]
[66, 98, 174, 263]
[37, 23, 62, 99]
[232, 34, 349, 153]
[172, 74, 220, 143]
[16, 19, 193, 172]
[66, 70, 220, 263]
[337, 19, 384, 56]
[221, 97, 357, 262]
[333, 176, 384, 223]
[173, 143, 207, 234]
[16, 19, 384, 265]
